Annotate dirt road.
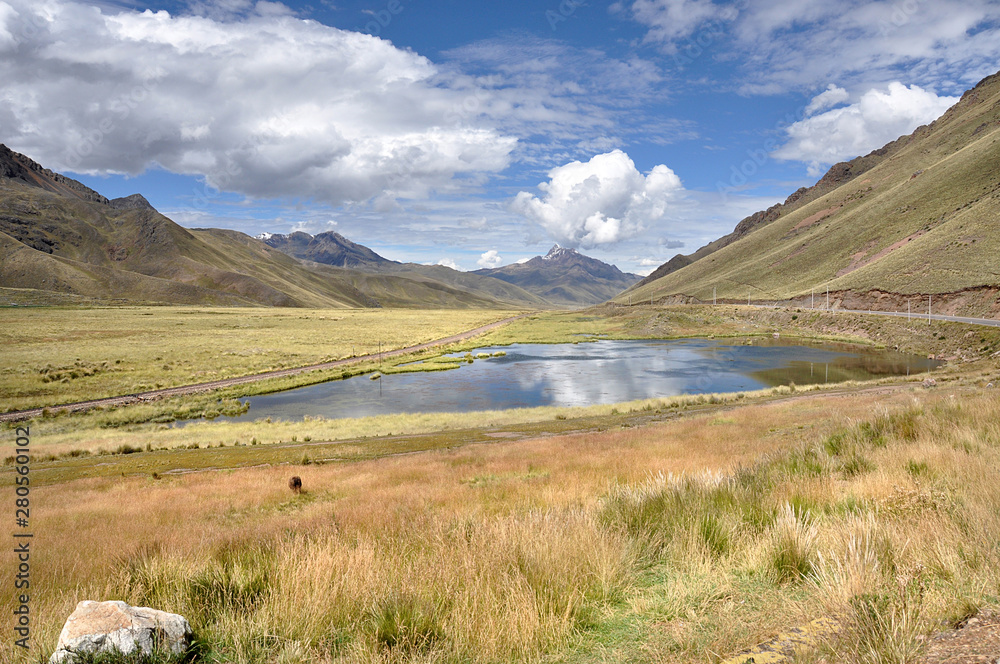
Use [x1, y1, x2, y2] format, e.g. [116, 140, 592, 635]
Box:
[0, 313, 529, 423]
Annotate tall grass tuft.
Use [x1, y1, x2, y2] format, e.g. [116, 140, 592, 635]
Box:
[600, 467, 778, 565]
[811, 515, 892, 611]
[839, 573, 928, 664]
[370, 591, 443, 656]
[769, 503, 818, 583]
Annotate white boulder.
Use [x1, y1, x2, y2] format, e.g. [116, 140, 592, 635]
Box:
[49, 600, 192, 663]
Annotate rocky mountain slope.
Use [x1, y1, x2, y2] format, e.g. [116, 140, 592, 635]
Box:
[0, 146, 540, 308]
[475, 245, 641, 307]
[259, 231, 632, 308]
[635, 142, 912, 289]
[259, 230, 394, 270]
[622, 70, 1000, 318]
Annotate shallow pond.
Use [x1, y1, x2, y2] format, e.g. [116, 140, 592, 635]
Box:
[205, 338, 940, 423]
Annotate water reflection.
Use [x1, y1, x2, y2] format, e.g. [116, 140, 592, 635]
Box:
[204, 339, 940, 423]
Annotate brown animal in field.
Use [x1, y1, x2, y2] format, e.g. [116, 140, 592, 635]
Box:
[288, 476, 303, 494]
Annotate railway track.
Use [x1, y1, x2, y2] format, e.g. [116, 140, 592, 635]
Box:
[0, 313, 529, 423]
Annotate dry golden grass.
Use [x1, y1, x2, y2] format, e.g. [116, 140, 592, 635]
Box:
[0, 307, 517, 412]
[4, 385, 999, 664]
[8, 381, 833, 463]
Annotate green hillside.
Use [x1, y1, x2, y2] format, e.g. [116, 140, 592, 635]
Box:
[621, 71, 1000, 317]
[0, 179, 375, 307]
[0, 146, 549, 309]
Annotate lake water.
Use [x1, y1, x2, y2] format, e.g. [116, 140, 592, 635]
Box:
[206, 338, 940, 423]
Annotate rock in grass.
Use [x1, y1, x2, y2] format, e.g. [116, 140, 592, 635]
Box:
[49, 600, 192, 663]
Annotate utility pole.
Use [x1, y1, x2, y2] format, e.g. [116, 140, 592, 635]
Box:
[811, 290, 814, 309]
[907, 301, 910, 321]
[928, 295, 931, 325]
[713, 287, 717, 306]
[826, 286, 829, 311]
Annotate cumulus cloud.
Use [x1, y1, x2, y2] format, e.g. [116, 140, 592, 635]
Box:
[511, 150, 683, 249]
[774, 82, 959, 174]
[805, 84, 850, 115]
[435, 258, 461, 270]
[477, 250, 503, 269]
[0, 0, 516, 205]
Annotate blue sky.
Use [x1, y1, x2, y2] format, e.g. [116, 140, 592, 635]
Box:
[2, 0, 998, 274]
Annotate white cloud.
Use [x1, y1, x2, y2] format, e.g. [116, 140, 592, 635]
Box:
[0, 0, 516, 205]
[774, 82, 959, 174]
[627, 0, 726, 49]
[621, 0, 1000, 93]
[287, 217, 339, 234]
[511, 149, 684, 249]
[635, 257, 660, 275]
[515, 257, 531, 264]
[435, 258, 460, 270]
[805, 84, 850, 115]
[440, 37, 686, 165]
[460, 217, 489, 230]
[477, 250, 503, 269]
[0, 2, 18, 50]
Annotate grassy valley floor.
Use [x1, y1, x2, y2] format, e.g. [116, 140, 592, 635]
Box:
[0, 307, 521, 414]
[2, 305, 999, 663]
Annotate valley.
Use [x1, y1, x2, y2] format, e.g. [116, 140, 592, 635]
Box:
[2, 44, 999, 664]
[3, 304, 1000, 664]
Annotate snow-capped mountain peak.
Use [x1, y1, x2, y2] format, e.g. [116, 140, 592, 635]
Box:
[543, 244, 574, 260]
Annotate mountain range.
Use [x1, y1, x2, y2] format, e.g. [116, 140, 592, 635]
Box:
[258, 230, 393, 270]
[0, 146, 635, 309]
[5, 69, 997, 314]
[259, 231, 640, 309]
[474, 245, 640, 308]
[622, 69, 1000, 319]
